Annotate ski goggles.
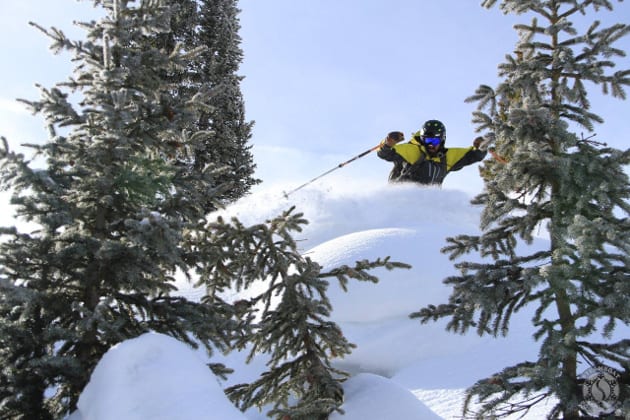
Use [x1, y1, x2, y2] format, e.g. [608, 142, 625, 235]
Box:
[422, 136, 442, 147]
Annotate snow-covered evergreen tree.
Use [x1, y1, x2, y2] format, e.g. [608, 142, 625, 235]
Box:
[0, 0, 242, 416]
[413, 1, 630, 418]
[153, 0, 259, 210]
[203, 208, 410, 419]
[194, 0, 259, 206]
[0, 2, 395, 418]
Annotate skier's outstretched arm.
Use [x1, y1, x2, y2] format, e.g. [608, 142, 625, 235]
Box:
[377, 131, 405, 163]
[449, 137, 489, 172]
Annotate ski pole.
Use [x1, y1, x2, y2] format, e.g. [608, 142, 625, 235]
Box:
[283, 143, 383, 198]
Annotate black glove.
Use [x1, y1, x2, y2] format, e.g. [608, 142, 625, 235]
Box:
[473, 136, 491, 151]
[387, 131, 404, 143]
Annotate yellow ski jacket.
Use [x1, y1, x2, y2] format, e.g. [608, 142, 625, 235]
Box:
[377, 137, 486, 185]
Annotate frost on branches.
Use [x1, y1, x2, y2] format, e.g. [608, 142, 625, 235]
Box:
[412, 1, 630, 418]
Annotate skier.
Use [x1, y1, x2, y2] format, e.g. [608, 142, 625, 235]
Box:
[377, 120, 488, 186]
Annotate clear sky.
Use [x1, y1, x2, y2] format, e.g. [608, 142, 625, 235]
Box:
[1, 0, 629, 198]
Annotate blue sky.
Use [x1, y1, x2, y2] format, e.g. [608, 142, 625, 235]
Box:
[1, 0, 629, 198]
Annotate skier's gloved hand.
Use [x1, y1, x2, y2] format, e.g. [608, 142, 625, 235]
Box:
[384, 131, 404, 147]
[473, 136, 491, 151]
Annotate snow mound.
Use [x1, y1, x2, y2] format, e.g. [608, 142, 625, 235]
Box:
[308, 227, 453, 323]
[74, 332, 246, 420]
[216, 182, 480, 251]
[331, 373, 442, 420]
[307, 226, 515, 376]
[71, 182, 553, 419]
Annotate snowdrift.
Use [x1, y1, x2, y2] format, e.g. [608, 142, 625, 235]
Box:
[73, 333, 246, 420]
[70, 182, 560, 419]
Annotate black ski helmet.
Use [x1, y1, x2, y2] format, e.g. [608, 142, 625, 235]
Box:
[420, 120, 446, 142]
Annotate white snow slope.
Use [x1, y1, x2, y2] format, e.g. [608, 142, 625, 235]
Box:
[68, 181, 627, 419]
